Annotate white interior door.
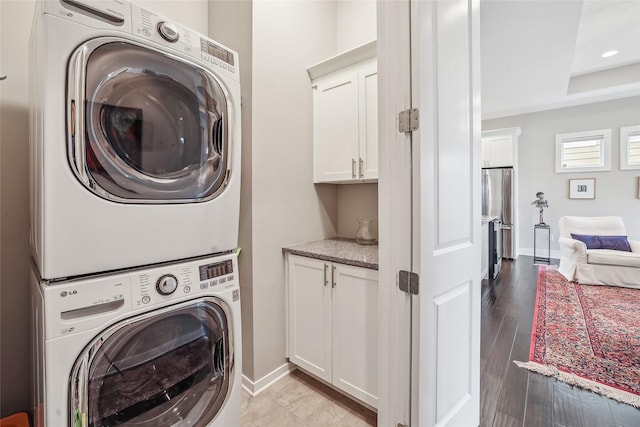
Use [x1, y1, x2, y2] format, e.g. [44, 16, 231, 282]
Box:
[412, 0, 481, 425]
[378, 0, 481, 426]
[377, 0, 413, 425]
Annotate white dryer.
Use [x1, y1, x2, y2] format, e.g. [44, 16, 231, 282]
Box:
[32, 252, 241, 427]
[30, 0, 241, 279]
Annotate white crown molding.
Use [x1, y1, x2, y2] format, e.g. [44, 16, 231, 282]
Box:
[307, 40, 376, 81]
[482, 86, 640, 121]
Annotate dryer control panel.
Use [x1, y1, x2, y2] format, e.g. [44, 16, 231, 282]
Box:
[42, 0, 239, 80]
[129, 3, 239, 80]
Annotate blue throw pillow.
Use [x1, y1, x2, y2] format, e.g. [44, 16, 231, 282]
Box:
[598, 235, 632, 252]
[570, 233, 631, 252]
[571, 234, 600, 249]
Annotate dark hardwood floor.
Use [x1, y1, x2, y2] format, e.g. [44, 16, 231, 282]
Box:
[480, 256, 640, 427]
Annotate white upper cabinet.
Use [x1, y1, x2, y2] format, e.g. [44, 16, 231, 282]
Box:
[308, 42, 378, 183]
[481, 135, 513, 167]
[481, 127, 521, 168]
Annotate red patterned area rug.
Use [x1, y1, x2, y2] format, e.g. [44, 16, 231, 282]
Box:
[514, 265, 640, 408]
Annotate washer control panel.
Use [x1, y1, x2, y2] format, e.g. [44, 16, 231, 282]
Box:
[156, 274, 178, 295]
[157, 21, 179, 42]
[130, 253, 238, 308]
[42, 253, 238, 339]
[42, 272, 133, 339]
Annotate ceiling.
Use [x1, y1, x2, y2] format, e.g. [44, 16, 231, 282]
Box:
[481, 0, 640, 120]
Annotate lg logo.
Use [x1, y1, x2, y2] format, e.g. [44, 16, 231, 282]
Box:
[60, 290, 78, 297]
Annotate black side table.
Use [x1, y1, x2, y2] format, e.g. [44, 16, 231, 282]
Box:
[534, 224, 551, 264]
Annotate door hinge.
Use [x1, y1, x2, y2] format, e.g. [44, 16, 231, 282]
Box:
[398, 108, 419, 133]
[398, 270, 419, 295]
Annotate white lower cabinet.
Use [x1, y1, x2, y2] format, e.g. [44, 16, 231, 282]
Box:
[286, 254, 378, 408]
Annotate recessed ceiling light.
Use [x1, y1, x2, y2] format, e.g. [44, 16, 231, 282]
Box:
[601, 50, 618, 58]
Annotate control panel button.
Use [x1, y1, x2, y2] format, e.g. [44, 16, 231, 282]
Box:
[157, 21, 179, 43]
[183, 286, 191, 293]
[156, 274, 178, 295]
[141, 295, 151, 304]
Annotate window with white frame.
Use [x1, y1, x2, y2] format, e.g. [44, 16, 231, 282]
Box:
[555, 129, 611, 173]
[620, 125, 640, 170]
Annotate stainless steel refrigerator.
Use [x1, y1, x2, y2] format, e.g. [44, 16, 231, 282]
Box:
[482, 167, 515, 259]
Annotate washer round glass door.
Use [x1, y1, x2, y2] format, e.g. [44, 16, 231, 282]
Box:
[70, 298, 233, 427]
[68, 40, 231, 203]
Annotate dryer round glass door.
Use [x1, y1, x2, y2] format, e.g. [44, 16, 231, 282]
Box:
[70, 298, 234, 426]
[67, 39, 232, 203]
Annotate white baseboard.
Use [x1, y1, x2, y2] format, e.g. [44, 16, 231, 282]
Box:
[242, 362, 295, 397]
[519, 248, 560, 260]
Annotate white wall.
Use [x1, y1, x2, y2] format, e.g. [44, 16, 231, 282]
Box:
[1, 0, 36, 417]
[208, 0, 255, 381]
[210, 0, 378, 388]
[251, 0, 339, 382]
[336, 0, 377, 53]
[483, 96, 640, 257]
[337, 183, 379, 239]
[0, 0, 208, 417]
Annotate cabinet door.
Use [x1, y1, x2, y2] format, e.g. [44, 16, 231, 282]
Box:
[359, 63, 378, 180]
[481, 139, 491, 167]
[483, 136, 513, 167]
[332, 263, 378, 408]
[286, 255, 332, 382]
[313, 71, 360, 183]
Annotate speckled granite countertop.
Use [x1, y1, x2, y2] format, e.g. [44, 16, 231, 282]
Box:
[283, 239, 378, 270]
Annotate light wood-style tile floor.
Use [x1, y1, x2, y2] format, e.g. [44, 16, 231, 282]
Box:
[240, 369, 377, 427]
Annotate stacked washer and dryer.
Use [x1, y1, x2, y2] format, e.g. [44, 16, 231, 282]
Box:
[29, 1, 242, 426]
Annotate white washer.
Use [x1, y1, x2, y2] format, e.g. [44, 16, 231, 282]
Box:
[32, 252, 241, 427]
[30, 0, 241, 279]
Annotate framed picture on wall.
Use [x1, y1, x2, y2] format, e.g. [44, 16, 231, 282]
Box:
[569, 178, 596, 199]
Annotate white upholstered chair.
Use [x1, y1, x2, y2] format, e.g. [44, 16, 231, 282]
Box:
[558, 216, 640, 288]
